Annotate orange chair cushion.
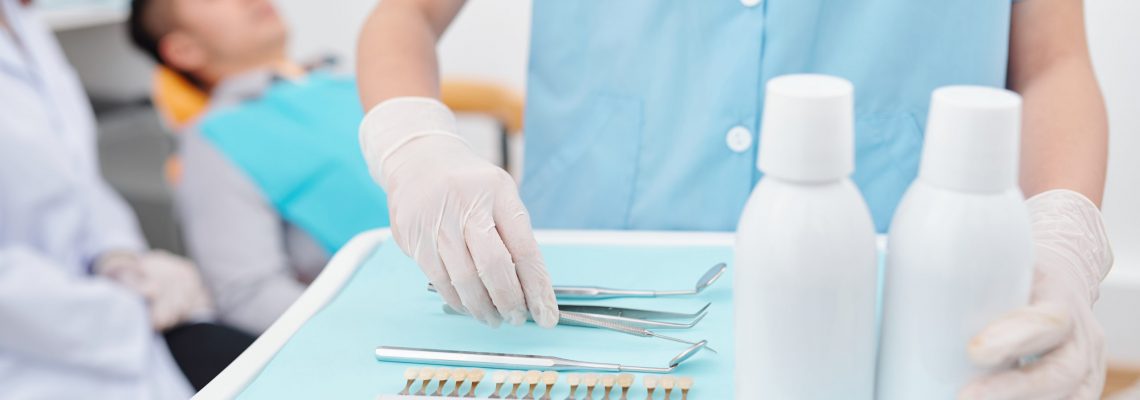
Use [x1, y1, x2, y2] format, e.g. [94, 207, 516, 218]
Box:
[153, 67, 209, 130]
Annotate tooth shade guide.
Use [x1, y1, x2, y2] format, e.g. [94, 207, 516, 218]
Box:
[541, 371, 559, 385]
[492, 371, 509, 384]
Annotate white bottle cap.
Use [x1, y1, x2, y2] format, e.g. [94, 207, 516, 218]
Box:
[758, 74, 855, 182]
[921, 86, 1022, 193]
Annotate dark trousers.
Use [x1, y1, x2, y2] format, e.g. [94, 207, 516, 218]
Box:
[163, 323, 256, 391]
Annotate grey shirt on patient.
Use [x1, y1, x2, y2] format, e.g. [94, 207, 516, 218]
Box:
[177, 70, 330, 335]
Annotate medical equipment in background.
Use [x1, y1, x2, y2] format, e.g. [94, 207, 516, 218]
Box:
[877, 86, 1034, 399]
[375, 341, 710, 374]
[387, 367, 693, 399]
[428, 263, 726, 300]
[733, 74, 878, 400]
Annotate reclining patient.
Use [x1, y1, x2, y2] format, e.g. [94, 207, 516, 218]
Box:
[128, 0, 389, 334]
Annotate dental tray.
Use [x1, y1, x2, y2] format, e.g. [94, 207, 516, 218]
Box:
[234, 233, 736, 399]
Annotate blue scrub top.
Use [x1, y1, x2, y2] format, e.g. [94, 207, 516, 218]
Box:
[520, 0, 1012, 233]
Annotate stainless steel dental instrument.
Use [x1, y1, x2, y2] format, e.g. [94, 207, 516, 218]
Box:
[375, 341, 709, 373]
[557, 308, 707, 330]
[438, 306, 714, 352]
[556, 303, 710, 320]
[441, 304, 708, 330]
[548, 263, 726, 299]
[557, 312, 716, 353]
[427, 263, 727, 300]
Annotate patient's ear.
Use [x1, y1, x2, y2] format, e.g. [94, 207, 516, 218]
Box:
[159, 31, 208, 73]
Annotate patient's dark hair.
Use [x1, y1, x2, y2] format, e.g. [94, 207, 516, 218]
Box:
[128, 0, 205, 89]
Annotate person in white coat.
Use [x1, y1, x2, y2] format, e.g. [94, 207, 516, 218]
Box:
[0, 0, 252, 397]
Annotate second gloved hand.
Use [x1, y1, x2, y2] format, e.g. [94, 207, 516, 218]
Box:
[96, 250, 214, 331]
[360, 97, 558, 328]
[961, 190, 1114, 400]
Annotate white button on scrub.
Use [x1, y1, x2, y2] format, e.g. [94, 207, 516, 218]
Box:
[726, 126, 754, 153]
[741, 0, 762, 7]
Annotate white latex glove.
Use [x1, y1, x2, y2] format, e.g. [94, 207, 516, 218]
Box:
[95, 250, 215, 331]
[359, 97, 558, 328]
[961, 189, 1114, 400]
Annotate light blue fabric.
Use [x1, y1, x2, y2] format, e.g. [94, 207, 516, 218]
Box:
[238, 240, 737, 399]
[522, 1, 1013, 233]
[200, 73, 389, 253]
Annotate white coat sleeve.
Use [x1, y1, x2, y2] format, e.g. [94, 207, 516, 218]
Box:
[0, 246, 153, 378]
[72, 116, 147, 260]
[78, 175, 148, 260]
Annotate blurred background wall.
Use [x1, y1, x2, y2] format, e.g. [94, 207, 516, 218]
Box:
[35, 0, 1140, 367]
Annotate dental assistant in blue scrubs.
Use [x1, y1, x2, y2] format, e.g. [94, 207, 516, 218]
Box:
[356, 1, 1114, 398]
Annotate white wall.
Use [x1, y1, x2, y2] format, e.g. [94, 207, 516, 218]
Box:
[277, 0, 531, 92]
[1087, 0, 1140, 276]
[1085, 0, 1140, 367]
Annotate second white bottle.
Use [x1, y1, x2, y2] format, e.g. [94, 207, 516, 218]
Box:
[734, 74, 878, 400]
[877, 86, 1034, 399]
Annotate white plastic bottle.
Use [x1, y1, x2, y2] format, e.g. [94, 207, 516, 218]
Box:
[734, 74, 878, 400]
[877, 86, 1034, 399]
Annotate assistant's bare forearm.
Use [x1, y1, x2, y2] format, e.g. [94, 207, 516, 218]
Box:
[1014, 60, 1107, 205]
[1010, 0, 1108, 206]
[356, 0, 465, 110]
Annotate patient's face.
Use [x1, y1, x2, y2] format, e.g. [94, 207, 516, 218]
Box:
[173, 0, 288, 64]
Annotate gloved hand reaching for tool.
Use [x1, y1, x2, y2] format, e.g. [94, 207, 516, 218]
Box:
[359, 97, 559, 328]
[95, 250, 215, 331]
[961, 190, 1114, 400]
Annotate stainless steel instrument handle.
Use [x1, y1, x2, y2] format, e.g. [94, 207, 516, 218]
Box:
[559, 311, 650, 337]
[559, 312, 714, 352]
[428, 262, 726, 300]
[442, 305, 700, 330]
[551, 286, 656, 299]
[375, 346, 618, 372]
[428, 283, 656, 299]
[566, 311, 704, 329]
[557, 303, 711, 320]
